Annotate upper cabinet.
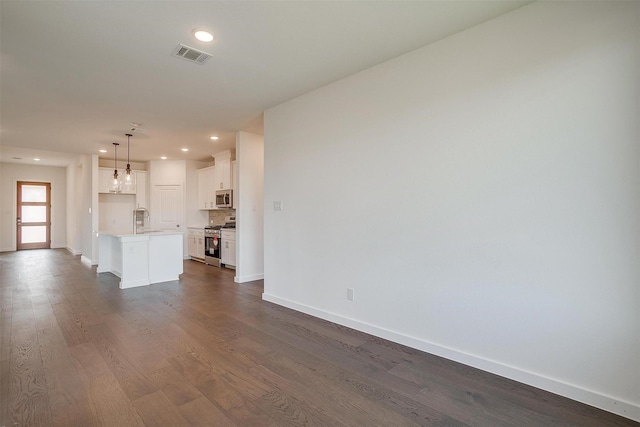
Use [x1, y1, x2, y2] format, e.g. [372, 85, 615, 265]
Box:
[213, 150, 232, 191]
[98, 168, 147, 204]
[197, 166, 216, 209]
[197, 150, 235, 210]
[98, 167, 135, 194]
[98, 168, 116, 194]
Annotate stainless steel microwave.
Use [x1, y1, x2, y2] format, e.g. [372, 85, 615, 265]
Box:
[215, 189, 233, 208]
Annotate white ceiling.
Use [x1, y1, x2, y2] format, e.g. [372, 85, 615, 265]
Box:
[0, 1, 532, 167]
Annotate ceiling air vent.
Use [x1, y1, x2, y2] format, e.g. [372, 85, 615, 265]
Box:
[172, 44, 212, 64]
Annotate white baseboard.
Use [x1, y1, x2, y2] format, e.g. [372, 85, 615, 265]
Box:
[80, 255, 96, 266]
[1, 246, 80, 254]
[234, 273, 264, 283]
[119, 278, 150, 289]
[261, 293, 640, 423]
[65, 247, 82, 256]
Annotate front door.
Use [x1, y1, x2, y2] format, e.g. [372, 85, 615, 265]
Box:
[17, 181, 51, 250]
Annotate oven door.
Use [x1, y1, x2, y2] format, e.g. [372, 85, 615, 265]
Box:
[204, 234, 221, 266]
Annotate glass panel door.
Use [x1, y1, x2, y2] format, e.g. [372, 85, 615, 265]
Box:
[17, 182, 51, 250]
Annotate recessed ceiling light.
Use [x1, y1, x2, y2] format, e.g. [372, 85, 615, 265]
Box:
[181, 148, 189, 152]
[210, 136, 219, 140]
[99, 149, 107, 153]
[33, 158, 40, 161]
[160, 156, 167, 160]
[194, 30, 214, 42]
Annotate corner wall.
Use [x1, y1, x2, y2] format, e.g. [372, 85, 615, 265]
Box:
[263, 1, 640, 421]
[80, 155, 99, 265]
[235, 131, 264, 282]
[65, 159, 83, 255]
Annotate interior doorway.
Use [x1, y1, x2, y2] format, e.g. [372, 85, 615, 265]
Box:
[17, 181, 51, 250]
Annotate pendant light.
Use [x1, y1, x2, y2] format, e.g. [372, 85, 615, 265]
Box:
[123, 133, 133, 192]
[109, 142, 122, 193]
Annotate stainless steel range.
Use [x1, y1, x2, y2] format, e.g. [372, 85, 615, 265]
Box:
[204, 225, 222, 266]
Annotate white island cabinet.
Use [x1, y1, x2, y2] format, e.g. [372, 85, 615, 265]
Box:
[97, 230, 183, 289]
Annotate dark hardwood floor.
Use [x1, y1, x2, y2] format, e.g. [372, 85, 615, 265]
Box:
[0, 249, 637, 427]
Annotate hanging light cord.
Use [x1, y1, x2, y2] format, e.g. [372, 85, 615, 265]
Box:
[125, 133, 132, 176]
[113, 143, 119, 179]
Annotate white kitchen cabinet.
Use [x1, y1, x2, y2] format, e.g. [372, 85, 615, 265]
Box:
[213, 150, 233, 191]
[197, 166, 216, 209]
[188, 228, 205, 261]
[231, 160, 238, 209]
[198, 151, 234, 209]
[99, 167, 146, 196]
[221, 229, 236, 268]
[98, 168, 114, 193]
[215, 158, 231, 190]
[134, 171, 147, 208]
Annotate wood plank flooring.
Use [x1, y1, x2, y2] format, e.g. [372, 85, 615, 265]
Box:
[0, 249, 637, 427]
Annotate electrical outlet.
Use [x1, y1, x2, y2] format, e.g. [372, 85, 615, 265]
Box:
[347, 288, 354, 301]
[273, 201, 283, 211]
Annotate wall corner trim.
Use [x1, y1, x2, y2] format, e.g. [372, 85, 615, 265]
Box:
[261, 293, 640, 423]
[80, 255, 96, 266]
[65, 247, 82, 256]
[235, 273, 264, 283]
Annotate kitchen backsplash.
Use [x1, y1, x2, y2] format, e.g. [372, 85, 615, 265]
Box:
[209, 209, 235, 225]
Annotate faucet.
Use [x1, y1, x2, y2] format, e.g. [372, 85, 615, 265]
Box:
[133, 208, 150, 234]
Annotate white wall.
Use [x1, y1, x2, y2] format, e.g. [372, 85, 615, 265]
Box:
[236, 131, 264, 282]
[186, 160, 209, 227]
[263, 1, 640, 421]
[0, 163, 67, 251]
[149, 159, 186, 185]
[65, 160, 83, 255]
[98, 193, 136, 232]
[81, 155, 100, 265]
[65, 154, 99, 261]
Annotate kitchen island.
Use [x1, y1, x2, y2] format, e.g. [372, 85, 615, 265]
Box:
[97, 230, 184, 289]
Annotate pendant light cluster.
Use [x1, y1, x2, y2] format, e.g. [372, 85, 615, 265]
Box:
[108, 133, 134, 193]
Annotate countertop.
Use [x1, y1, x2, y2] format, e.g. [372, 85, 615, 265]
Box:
[99, 230, 184, 237]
